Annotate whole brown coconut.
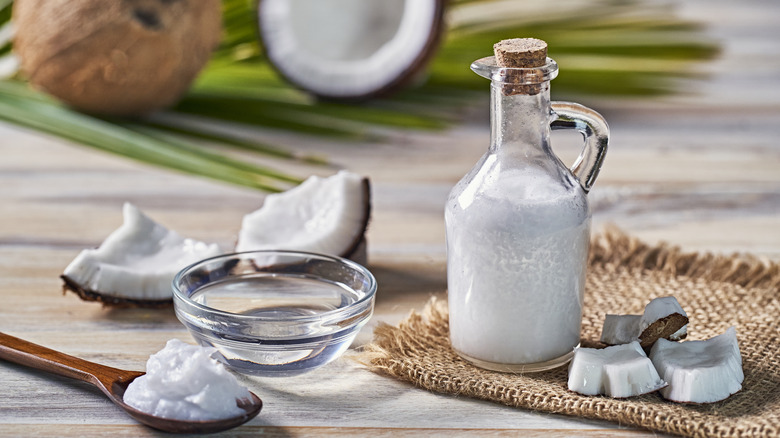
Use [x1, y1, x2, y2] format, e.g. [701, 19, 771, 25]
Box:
[13, 0, 221, 117]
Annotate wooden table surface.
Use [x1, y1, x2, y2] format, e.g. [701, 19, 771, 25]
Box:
[1, 0, 778, 436]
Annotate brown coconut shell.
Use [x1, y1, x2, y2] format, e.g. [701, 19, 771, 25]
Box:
[60, 274, 172, 308]
[638, 313, 689, 348]
[13, 0, 222, 117]
[340, 177, 372, 265]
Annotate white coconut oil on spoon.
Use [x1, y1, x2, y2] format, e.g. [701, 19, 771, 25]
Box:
[0, 332, 262, 434]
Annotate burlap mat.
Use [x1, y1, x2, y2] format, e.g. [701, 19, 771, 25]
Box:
[360, 230, 780, 437]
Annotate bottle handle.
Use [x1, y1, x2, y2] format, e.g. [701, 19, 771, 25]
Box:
[550, 102, 609, 193]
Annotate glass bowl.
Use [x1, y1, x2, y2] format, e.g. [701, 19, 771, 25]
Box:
[172, 250, 377, 377]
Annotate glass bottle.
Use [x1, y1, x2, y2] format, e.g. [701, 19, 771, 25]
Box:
[445, 52, 608, 373]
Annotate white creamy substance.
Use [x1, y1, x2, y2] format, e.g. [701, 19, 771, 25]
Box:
[124, 339, 252, 421]
[446, 163, 590, 366]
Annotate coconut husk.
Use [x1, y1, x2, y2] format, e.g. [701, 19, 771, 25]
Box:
[13, 0, 221, 116]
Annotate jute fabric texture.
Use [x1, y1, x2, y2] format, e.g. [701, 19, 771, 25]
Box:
[360, 230, 780, 437]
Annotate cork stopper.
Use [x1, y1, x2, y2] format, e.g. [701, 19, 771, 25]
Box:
[494, 38, 547, 68]
[492, 38, 548, 95]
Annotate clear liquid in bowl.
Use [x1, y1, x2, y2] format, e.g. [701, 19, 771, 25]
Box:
[184, 273, 370, 377]
[191, 274, 358, 318]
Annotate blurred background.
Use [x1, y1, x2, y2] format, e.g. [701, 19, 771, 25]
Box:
[0, 0, 722, 186]
[1, 0, 778, 256]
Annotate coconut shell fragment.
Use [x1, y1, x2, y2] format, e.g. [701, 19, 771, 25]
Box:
[637, 296, 689, 348]
[61, 274, 173, 309]
[638, 313, 688, 348]
[13, 0, 222, 116]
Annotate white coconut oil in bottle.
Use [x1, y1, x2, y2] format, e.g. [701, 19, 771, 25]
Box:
[445, 39, 608, 372]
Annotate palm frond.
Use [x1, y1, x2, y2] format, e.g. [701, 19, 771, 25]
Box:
[433, 0, 719, 95]
[0, 81, 297, 191]
[0, 0, 14, 71]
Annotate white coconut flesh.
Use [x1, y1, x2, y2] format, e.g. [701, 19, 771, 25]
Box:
[600, 296, 688, 347]
[62, 203, 222, 304]
[236, 171, 370, 260]
[668, 324, 688, 341]
[258, 0, 445, 99]
[568, 342, 667, 398]
[650, 327, 744, 404]
[600, 314, 640, 345]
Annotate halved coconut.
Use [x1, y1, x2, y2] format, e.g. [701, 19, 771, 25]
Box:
[257, 0, 446, 100]
[236, 170, 371, 263]
[650, 327, 744, 404]
[61, 203, 222, 307]
[568, 341, 667, 398]
[600, 296, 688, 347]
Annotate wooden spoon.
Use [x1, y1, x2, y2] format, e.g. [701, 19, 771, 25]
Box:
[0, 332, 262, 433]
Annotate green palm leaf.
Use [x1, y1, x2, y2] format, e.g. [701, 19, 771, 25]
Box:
[0, 0, 718, 191]
[0, 81, 297, 191]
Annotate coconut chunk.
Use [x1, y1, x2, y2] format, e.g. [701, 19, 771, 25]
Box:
[650, 327, 744, 403]
[568, 342, 667, 398]
[600, 314, 640, 345]
[62, 203, 222, 306]
[600, 296, 689, 347]
[236, 171, 371, 262]
[638, 296, 689, 347]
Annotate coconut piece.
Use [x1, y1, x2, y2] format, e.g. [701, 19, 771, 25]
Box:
[638, 296, 689, 347]
[257, 0, 446, 100]
[600, 296, 688, 347]
[13, 0, 221, 116]
[61, 203, 222, 307]
[236, 171, 371, 263]
[600, 314, 641, 345]
[568, 342, 667, 398]
[650, 327, 744, 404]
